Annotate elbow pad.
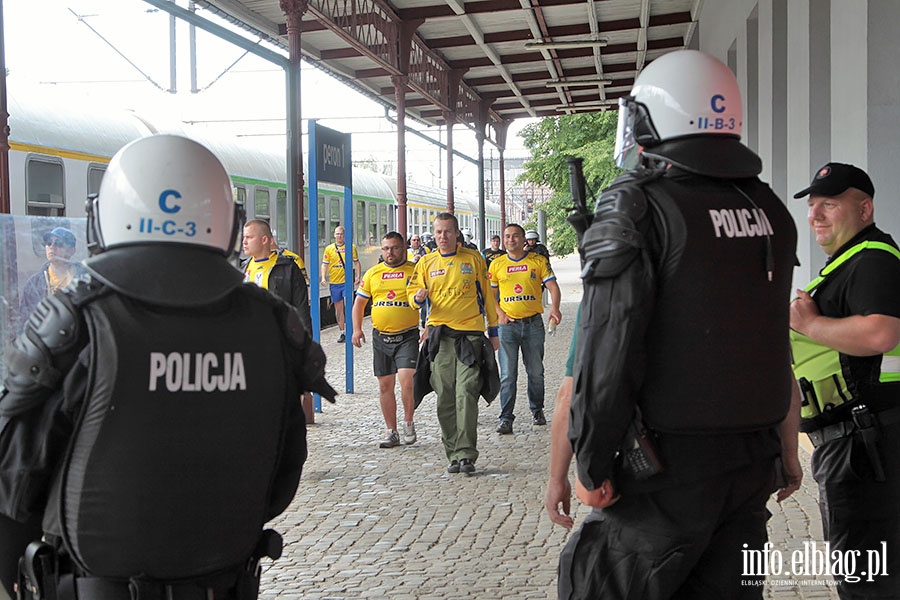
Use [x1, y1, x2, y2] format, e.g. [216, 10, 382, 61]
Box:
[0, 292, 84, 416]
[581, 183, 649, 280]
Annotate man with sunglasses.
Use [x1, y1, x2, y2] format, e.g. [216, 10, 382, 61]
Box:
[20, 227, 86, 328]
[407, 234, 430, 263]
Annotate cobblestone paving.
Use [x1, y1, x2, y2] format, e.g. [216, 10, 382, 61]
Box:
[262, 254, 838, 599]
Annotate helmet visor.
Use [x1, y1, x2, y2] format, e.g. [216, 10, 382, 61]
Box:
[614, 97, 641, 170]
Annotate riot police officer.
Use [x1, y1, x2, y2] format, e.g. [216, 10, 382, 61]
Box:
[0, 134, 335, 600]
[560, 50, 801, 599]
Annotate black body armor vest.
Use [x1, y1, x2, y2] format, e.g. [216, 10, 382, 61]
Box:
[639, 175, 797, 433]
[52, 287, 293, 580]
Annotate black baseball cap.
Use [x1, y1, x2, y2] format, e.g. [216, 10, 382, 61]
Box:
[793, 162, 875, 199]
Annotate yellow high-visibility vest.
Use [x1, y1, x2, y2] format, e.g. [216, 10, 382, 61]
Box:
[790, 241, 900, 420]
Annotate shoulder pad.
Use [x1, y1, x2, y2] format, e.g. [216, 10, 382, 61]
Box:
[580, 175, 657, 280]
[0, 286, 91, 415]
[599, 167, 666, 201]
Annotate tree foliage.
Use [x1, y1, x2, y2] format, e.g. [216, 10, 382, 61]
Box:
[517, 111, 622, 255]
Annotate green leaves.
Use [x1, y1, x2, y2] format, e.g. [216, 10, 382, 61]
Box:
[517, 112, 622, 255]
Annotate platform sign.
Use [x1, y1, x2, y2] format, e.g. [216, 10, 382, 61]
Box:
[314, 123, 352, 187]
[309, 121, 354, 403]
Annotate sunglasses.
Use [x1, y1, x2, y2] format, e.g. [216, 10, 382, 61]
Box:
[45, 239, 72, 248]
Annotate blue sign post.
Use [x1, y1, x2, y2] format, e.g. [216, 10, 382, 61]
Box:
[309, 121, 354, 403]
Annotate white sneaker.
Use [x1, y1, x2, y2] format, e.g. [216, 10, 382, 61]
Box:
[401, 421, 417, 445]
[379, 430, 400, 448]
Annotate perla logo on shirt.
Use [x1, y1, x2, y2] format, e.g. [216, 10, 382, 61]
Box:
[708, 208, 774, 239]
[148, 352, 247, 392]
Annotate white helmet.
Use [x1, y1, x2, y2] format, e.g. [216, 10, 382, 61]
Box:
[88, 134, 240, 255]
[84, 135, 245, 307]
[615, 49, 761, 177]
[525, 230, 539, 241]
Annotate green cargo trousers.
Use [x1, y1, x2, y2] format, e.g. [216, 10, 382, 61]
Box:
[430, 334, 482, 463]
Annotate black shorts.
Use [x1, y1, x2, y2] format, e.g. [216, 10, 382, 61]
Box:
[372, 328, 419, 377]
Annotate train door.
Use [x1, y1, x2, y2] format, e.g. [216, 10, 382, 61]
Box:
[367, 202, 377, 247]
[355, 202, 366, 250]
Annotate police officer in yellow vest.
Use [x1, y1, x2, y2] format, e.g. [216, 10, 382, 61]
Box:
[790, 162, 900, 599]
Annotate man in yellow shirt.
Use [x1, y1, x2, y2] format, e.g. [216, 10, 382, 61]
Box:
[242, 220, 315, 425]
[490, 224, 561, 434]
[320, 225, 360, 343]
[407, 233, 431, 263]
[408, 213, 499, 475]
[352, 232, 419, 449]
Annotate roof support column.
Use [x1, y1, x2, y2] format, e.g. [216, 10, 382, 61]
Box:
[492, 121, 510, 232]
[280, 0, 308, 251]
[392, 75, 409, 238]
[443, 110, 455, 214]
[475, 101, 493, 246]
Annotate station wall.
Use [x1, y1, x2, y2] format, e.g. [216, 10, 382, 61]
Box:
[696, 0, 900, 287]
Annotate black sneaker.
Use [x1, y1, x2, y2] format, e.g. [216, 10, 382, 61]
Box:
[496, 420, 513, 435]
[447, 460, 460, 474]
[459, 458, 475, 474]
[533, 410, 547, 426]
[337, 332, 346, 343]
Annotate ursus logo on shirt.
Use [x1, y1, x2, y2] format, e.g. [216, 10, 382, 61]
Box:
[514, 283, 523, 294]
[387, 290, 396, 300]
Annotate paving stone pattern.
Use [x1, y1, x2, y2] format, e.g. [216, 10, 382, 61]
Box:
[262, 254, 838, 599]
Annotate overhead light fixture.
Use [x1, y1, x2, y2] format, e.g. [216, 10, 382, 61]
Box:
[545, 78, 613, 88]
[525, 38, 608, 51]
[555, 99, 619, 112]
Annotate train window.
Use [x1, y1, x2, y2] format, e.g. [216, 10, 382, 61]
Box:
[275, 188, 287, 244]
[87, 164, 105, 197]
[25, 157, 64, 216]
[254, 187, 270, 220]
[233, 185, 246, 207]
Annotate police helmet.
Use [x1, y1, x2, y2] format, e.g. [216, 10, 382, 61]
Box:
[525, 230, 539, 241]
[84, 134, 244, 306]
[614, 49, 761, 178]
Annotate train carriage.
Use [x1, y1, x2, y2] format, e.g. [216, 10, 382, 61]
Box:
[1, 90, 500, 335]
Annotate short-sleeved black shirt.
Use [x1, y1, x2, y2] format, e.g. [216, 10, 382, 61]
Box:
[811, 223, 900, 403]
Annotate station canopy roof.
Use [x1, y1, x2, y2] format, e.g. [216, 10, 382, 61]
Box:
[196, 0, 700, 138]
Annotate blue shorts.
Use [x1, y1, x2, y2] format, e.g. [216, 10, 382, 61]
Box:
[329, 283, 346, 303]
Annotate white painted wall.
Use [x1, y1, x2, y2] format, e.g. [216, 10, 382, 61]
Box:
[697, 0, 900, 286]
